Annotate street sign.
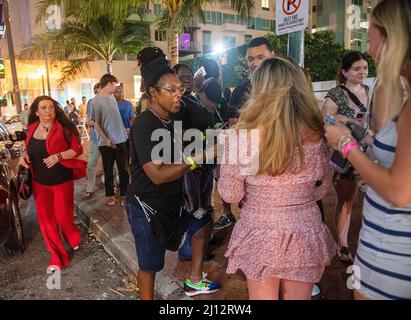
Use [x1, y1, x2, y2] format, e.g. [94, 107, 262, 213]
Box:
[276, 0, 309, 35]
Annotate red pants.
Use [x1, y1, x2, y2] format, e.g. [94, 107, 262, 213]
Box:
[33, 180, 80, 269]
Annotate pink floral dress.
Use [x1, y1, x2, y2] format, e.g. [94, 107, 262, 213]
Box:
[218, 137, 336, 283]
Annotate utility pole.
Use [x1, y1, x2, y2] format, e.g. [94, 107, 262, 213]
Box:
[44, 43, 51, 96]
[4, 0, 22, 113]
[288, 30, 305, 68]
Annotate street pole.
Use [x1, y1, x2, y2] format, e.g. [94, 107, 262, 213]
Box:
[44, 43, 51, 96]
[3, 0, 22, 113]
[287, 30, 305, 68]
[41, 75, 45, 95]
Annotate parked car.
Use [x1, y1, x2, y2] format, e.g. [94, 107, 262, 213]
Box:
[0, 121, 27, 255]
[3, 114, 23, 134]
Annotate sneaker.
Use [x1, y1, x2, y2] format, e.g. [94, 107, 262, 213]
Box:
[311, 284, 321, 297]
[213, 213, 236, 230]
[184, 273, 221, 297]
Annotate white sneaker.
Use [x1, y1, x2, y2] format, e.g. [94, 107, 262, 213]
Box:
[312, 284, 321, 297]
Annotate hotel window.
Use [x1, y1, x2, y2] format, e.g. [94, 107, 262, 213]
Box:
[154, 4, 162, 16]
[205, 11, 212, 23]
[155, 30, 166, 41]
[203, 31, 212, 54]
[223, 36, 236, 49]
[261, 0, 269, 10]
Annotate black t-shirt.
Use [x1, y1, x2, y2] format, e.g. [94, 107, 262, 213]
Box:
[126, 111, 183, 213]
[228, 80, 251, 119]
[171, 94, 215, 132]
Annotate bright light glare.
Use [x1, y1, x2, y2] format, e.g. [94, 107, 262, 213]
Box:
[213, 43, 225, 54]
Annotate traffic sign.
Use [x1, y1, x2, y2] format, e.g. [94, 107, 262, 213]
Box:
[276, 0, 309, 35]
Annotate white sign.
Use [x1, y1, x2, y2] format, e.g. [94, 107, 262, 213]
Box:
[276, 0, 309, 35]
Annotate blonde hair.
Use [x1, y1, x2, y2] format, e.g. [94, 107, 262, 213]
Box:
[370, 0, 411, 124]
[236, 57, 325, 176]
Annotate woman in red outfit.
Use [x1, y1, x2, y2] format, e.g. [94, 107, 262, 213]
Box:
[19, 96, 87, 271]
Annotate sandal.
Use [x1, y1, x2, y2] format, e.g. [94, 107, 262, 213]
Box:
[82, 191, 93, 200]
[106, 196, 116, 206]
[337, 246, 354, 264]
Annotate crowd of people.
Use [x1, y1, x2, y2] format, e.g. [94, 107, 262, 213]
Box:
[18, 0, 410, 300]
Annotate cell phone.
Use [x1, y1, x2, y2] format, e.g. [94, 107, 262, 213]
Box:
[194, 66, 207, 79]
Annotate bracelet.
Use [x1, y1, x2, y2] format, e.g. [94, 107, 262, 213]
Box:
[337, 135, 354, 153]
[56, 152, 62, 161]
[185, 156, 197, 171]
[342, 141, 359, 158]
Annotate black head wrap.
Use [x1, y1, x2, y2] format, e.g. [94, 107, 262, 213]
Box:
[140, 56, 174, 91]
[137, 47, 166, 67]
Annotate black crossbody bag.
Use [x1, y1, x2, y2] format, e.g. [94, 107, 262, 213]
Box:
[135, 196, 187, 251]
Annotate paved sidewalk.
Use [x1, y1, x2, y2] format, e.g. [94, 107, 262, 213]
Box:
[74, 177, 362, 300]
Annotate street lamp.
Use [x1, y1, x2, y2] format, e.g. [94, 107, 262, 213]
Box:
[212, 43, 227, 85]
[212, 43, 225, 55]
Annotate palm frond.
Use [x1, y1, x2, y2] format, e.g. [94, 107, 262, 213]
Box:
[229, 0, 254, 18]
[57, 58, 92, 88]
[19, 33, 57, 59]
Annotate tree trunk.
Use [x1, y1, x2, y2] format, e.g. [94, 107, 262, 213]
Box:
[107, 62, 113, 74]
[4, 0, 23, 113]
[170, 31, 179, 66]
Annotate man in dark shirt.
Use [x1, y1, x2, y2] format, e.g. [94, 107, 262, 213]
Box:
[228, 37, 275, 126]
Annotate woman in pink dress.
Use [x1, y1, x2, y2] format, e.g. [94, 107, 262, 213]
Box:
[218, 57, 336, 300]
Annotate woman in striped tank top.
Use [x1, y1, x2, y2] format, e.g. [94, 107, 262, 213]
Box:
[325, 0, 411, 300]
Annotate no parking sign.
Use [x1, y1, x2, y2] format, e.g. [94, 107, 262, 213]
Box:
[276, 0, 309, 35]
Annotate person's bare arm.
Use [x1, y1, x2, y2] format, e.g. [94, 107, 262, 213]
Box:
[43, 149, 78, 168]
[90, 120, 116, 149]
[321, 97, 338, 116]
[325, 100, 411, 207]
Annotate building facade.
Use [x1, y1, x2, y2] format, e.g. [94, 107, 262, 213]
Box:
[0, 0, 379, 114]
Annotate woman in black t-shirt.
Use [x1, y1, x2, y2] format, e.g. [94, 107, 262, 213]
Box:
[125, 48, 221, 300]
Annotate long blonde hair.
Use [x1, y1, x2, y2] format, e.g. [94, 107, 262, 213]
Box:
[370, 0, 411, 124]
[236, 57, 325, 176]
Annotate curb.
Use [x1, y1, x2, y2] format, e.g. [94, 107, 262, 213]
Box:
[74, 190, 193, 300]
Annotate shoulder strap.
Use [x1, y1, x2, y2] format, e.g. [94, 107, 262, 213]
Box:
[338, 85, 367, 112]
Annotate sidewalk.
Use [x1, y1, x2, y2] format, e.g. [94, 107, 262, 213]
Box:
[73, 174, 362, 300]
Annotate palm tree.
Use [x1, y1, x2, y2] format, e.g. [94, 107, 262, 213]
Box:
[36, 0, 255, 66]
[35, 0, 145, 26]
[21, 16, 149, 87]
[156, 0, 255, 65]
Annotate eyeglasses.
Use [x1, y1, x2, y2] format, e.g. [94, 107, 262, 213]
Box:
[155, 86, 186, 95]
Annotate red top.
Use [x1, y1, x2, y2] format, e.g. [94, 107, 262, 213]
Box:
[26, 120, 87, 180]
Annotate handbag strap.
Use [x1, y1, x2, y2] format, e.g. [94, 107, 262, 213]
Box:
[134, 196, 156, 223]
[338, 85, 368, 112]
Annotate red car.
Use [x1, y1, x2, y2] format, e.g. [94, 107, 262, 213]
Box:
[0, 121, 27, 255]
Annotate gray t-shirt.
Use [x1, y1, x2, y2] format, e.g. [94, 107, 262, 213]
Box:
[89, 95, 128, 147]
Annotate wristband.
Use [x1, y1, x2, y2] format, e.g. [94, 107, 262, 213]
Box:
[56, 152, 62, 161]
[342, 141, 359, 158]
[337, 135, 353, 153]
[185, 156, 197, 171]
